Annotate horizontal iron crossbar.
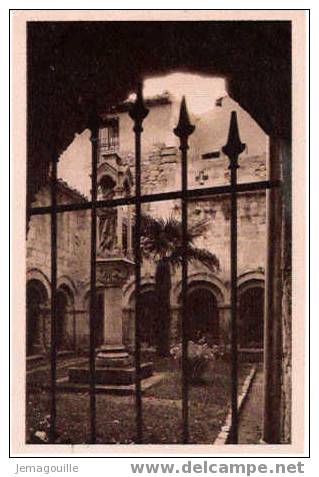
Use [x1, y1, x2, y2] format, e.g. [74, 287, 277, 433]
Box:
[28, 180, 279, 216]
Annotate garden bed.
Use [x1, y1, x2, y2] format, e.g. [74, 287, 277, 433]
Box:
[26, 356, 252, 444]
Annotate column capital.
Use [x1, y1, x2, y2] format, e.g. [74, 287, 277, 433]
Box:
[96, 258, 134, 288]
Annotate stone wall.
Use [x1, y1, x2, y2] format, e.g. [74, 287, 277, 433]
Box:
[27, 183, 91, 349]
[116, 95, 268, 349]
[27, 94, 268, 352]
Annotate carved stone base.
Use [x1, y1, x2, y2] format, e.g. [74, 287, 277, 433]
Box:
[68, 362, 153, 386]
[95, 344, 132, 368]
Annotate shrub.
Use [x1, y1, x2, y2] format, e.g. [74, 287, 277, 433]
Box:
[170, 338, 225, 384]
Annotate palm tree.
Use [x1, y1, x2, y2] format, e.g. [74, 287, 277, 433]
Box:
[140, 213, 220, 356]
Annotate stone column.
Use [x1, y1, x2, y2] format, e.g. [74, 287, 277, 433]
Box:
[31, 304, 47, 355]
[262, 136, 291, 443]
[127, 205, 133, 257]
[218, 304, 231, 345]
[103, 286, 123, 344]
[95, 257, 134, 367]
[116, 205, 123, 253]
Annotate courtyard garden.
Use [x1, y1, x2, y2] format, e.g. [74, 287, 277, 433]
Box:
[26, 353, 253, 444]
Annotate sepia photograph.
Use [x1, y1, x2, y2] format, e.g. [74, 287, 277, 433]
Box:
[11, 10, 307, 454]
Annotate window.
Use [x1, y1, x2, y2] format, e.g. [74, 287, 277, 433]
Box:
[99, 117, 119, 152]
[202, 150, 220, 159]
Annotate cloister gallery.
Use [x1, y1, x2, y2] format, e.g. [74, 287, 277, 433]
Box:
[27, 93, 266, 357]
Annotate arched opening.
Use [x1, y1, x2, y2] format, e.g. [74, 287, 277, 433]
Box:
[26, 279, 48, 356]
[84, 289, 105, 347]
[139, 291, 158, 347]
[187, 288, 219, 343]
[238, 286, 264, 348]
[56, 290, 69, 350]
[55, 284, 75, 350]
[98, 175, 116, 199]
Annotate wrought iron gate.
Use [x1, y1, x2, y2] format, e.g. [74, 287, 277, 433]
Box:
[28, 83, 278, 445]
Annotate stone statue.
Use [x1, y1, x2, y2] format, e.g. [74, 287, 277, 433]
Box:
[99, 207, 117, 253]
[97, 175, 118, 255]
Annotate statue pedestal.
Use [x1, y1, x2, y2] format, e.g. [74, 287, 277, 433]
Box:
[67, 257, 154, 392]
[95, 257, 134, 367]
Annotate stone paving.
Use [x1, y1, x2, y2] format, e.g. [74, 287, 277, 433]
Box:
[238, 369, 263, 444]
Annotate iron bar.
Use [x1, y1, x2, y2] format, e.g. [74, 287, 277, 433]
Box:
[88, 110, 100, 444]
[129, 83, 149, 444]
[230, 164, 239, 444]
[174, 97, 195, 444]
[28, 180, 279, 217]
[222, 111, 246, 444]
[49, 150, 58, 443]
[28, 96, 280, 447]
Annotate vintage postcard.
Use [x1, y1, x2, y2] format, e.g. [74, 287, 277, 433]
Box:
[11, 9, 307, 456]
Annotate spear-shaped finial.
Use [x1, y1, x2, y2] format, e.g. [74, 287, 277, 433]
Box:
[129, 82, 149, 133]
[222, 111, 246, 168]
[173, 96, 195, 145]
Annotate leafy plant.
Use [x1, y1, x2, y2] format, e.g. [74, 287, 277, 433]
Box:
[170, 338, 225, 383]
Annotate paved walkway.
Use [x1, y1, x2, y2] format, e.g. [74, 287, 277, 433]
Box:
[238, 369, 263, 444]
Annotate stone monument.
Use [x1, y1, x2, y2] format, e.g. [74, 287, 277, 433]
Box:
[67, 126, 153, 390]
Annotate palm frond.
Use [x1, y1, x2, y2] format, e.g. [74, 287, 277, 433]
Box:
[141, 213, 193, 258]
[140, 213, 219, 272]
[186, 246, 220, 271]
[168, 245, 220, 272]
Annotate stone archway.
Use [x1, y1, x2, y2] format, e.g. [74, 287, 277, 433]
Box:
[187, 286, 220, 343]
[124, 283, 157, 348]
[26, 279, 49, 356]
[83, 288, 105, 347]
[238, 285, 264, 349]
[139, 290, 158, 348]
[56, 284, 75, 350]
[56, 290, 68, 349]
[176, 279, 223, 344]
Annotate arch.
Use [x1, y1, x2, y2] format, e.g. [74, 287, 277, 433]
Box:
[55, 284, 76, 350]
[127, 283, 156, 309]
[82, 287, 105, 346]
[123, 276, 156, 309]
[26, 268, 51, 300]
[81, 283, 108, 308]
[99, 174, 116, 191]
[180, 283, 220, 343]
[237, 270, 265, 294]
[173, 272, 227, 307]
[97, 165, 118, 195]
[27, 22, 291, 219]
[57, 275, 77, 300]
[122, 280, 157, 349]
[26, 278, 49, 356]
[238, 279, 264, 349]
[138, 290, 158, 347]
